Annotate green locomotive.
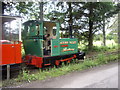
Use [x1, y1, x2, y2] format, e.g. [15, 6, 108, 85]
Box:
[22, 20, 85, 68]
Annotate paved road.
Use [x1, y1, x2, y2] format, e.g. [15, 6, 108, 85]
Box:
[16, 62, 118, 88]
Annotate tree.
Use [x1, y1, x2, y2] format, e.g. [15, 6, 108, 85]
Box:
[108, 14, 119, 43]
[68, 2, 73, 38]
[3, 2, 47, 21]
[117, 3, 120, 44]
[39, 2, 43, 21]
[99, 2, 119, 46]
[46, 2, 85, 39]
[79, 2, 119, 50]
[46, 2, 119, 50]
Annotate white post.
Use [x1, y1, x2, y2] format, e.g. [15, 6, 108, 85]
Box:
[19, 18, 22, 41]
[7, 65, 10, 80]
[9, 22, 12, 41]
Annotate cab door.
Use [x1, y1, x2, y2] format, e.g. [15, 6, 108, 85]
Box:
[51, 39, 60, 56]
[1, 43, 15, 65]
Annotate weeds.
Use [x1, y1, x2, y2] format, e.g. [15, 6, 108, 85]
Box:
[16, 70, 37, 82]
[15, 52, 118, 83]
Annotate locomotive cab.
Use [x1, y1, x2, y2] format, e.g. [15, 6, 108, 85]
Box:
[23, 20, 85, 68]
[22, 20, 60, 57]
[43, 22, 60, 56]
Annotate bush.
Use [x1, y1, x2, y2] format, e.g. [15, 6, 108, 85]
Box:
[96, 54, 108, 64]
[92, 46, 109, 52]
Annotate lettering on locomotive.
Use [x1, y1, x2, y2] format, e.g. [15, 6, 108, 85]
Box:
[62, 48, 75, 52]
[69, 41, 76, 44]
[60, 41, 68, 44]
[60, 41, 76, 44]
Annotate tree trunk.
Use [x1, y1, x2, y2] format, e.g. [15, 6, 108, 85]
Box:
[88, 19, 93, 50]
[118, 12, 120, 55]
[88, 3, 94, 50]
[1, 2, 6, 15]
[118, 12, 120, 44]
[68, 2, 73, 38]
[103, 17, 106, 46]
[39, 2, 43, 21]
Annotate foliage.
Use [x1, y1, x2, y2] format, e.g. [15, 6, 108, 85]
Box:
[94, 34, 103, 41]
[46, 2, 119, 50]
[79, 39, 118, 53]
[3, 2, 47, 21]
[106, 33, 118, 43]
[107, 14, 118, 43]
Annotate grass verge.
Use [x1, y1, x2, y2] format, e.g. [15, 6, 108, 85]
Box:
[2, 50, 119, 87]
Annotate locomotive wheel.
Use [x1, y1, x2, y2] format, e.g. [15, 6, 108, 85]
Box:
[64, 61, 70, 65]
[70, 59, 74, 64]
[41, 63, 45, 71]
[55, 61, 62, 68]
[64, 61, 67, 65]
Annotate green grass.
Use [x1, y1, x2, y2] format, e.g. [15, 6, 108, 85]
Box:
[13, 51, 118, 83]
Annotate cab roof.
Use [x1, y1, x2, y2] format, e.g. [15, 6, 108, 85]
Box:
[0, 15, 21, 23]
[23, 20, 58, 26]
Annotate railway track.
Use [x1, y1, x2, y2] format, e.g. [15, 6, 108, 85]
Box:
[2, 64, 21, 79]
[2, 63, 41, 80]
